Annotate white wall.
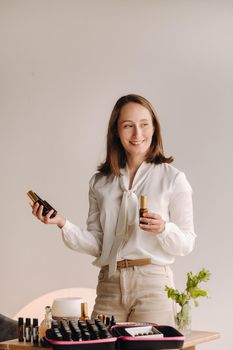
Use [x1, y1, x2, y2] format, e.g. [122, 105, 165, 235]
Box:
[0, 0, 232, 348]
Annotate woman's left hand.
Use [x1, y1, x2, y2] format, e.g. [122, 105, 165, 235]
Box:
[139, 212, 166, 233]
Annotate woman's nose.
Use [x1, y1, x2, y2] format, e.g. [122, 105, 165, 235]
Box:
[133, 125, 141, 136]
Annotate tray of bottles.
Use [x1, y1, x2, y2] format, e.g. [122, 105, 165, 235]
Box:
[45, 319, 184, 350]
[45, 318, 117, 350]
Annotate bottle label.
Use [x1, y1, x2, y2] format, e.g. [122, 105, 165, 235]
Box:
[33, 326, 39, 343]
[25, 327, 31, 342]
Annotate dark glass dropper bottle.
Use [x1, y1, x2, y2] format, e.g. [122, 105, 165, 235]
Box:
[18, 317, 24, 342]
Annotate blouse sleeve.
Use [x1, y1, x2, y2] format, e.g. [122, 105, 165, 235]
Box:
[156, 172, 197, 256]
[61, 175, 103, 257]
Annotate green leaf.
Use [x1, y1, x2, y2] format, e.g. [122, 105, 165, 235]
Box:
[166, 268, 211, 308]
[189, 288, 207, 299]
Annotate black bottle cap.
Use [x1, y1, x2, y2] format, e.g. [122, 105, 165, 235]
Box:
[52, 320, 59, 328]
[25, 318, 31, 326]
[55, 333, 63, 341]
[86, 319, 95, 326]
[110, 315, 116, 326]
[82, 331, 91, 340]
[95, 320, 105, 329]
[33, 318, 38, 326]
[100, 328, 112, 338]
[105, 316, 111, 326]
[18, 317, 24, 325]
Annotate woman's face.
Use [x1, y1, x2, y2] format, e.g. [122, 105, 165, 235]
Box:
[117, 102, 154, 162]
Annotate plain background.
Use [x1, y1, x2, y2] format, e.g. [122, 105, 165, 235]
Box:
[0, 0, 232, 348]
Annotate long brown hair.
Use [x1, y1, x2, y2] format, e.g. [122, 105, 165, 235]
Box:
[98, 94, 173, 176]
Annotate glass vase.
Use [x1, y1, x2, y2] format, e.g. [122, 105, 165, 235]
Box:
[175, 301, 192, 335]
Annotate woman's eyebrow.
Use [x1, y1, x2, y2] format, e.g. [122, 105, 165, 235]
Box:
[120, 120, 133, 123]
[120, 118, 150, 123]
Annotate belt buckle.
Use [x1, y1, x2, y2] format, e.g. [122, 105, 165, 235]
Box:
[118, 259, 129, 268]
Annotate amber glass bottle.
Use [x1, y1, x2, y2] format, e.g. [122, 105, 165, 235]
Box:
[139, 195, 148, 219]
[39, 306, 52, 339]
[79, 302, 89, 321]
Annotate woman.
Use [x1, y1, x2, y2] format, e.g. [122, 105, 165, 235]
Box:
[31, 94, 196, 325]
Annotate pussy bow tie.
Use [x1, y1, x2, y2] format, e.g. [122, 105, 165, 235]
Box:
[108, 162, 153, 276]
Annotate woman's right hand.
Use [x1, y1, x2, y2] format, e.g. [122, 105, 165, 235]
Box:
[30, 202, 66, 229]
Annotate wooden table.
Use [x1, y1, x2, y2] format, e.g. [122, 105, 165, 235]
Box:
[182, 330, 220, 350]
[0, 330, 220, 350]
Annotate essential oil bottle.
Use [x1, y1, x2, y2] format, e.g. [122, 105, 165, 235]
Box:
[32, 318, 39, 344]
[79, 302, 89, 321]
[139, 195, 148, 219]
[39, 306, 52, 339]
[18, 317, 24, 342]
[25, 318, 31, 342]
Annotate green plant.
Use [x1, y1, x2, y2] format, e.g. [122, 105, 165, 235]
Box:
[165, 268, 211, 331]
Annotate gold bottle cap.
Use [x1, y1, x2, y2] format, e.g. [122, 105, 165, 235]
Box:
[27, 190, 38, 203]
[140, 195, 148, 209]
[81, 302, 88, 316]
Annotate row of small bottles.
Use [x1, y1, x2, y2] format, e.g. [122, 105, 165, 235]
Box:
[18, 317, 39, 343]
[18, 305, 52, 343]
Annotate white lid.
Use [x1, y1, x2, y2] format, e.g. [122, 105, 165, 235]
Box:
[51, 297, 83, 318]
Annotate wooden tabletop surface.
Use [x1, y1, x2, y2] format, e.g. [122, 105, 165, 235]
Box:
[182, 330, 220, 347]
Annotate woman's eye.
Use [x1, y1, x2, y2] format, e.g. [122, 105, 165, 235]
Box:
[124, 124, 133, 128]
[142, 123, 149, 127]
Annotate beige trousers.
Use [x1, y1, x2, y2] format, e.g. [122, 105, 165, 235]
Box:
[91, 264, 175, 326]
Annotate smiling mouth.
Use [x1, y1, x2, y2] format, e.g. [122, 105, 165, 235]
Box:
[130, 140, 145, 145]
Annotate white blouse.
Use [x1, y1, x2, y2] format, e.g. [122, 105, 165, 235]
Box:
[62, 162, 196, 271]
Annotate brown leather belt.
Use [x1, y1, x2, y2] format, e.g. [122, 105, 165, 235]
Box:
[116, 258, 152, 269]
